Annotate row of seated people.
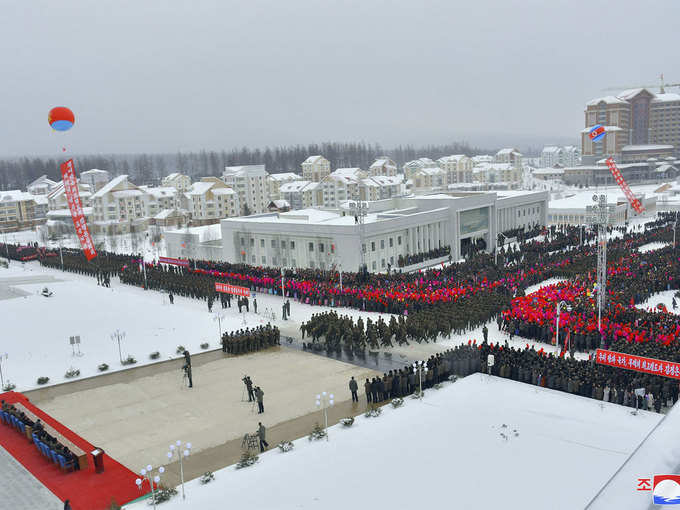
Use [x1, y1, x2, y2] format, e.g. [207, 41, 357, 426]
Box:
[1, 400, 79, 471]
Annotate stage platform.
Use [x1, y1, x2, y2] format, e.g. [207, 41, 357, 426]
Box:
[0, 391, 143, 510]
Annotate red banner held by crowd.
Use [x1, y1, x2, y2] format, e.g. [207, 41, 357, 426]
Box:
[595, 349, 680, 380]
[605, 158, 645, 214]
[60, 159, 97, 261]
[215, 282, 251, 297]
[158, 256, 190, 268]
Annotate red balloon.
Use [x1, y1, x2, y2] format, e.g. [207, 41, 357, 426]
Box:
[48, 107, 75, 131]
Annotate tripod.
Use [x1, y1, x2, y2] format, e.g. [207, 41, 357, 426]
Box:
[181, 369, 188, 388]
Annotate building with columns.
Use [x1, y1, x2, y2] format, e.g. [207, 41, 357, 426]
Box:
[172, 190, 548, 271]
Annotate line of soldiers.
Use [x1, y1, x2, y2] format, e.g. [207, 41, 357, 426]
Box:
[222, 324, 280, 355]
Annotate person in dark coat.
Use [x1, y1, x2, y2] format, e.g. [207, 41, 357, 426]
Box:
[183, 350, 193, 388]
[64, 500, 72, 510]
[168, 292, 174, 304]
[364, 378, 372, 403]
[349, 376, 359, 402]
[255, 386, 264, 413]
[257, 422, 269, 452]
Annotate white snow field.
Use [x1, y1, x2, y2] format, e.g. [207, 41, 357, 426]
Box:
[124, 373, 660, 510]
[0, 262, 388, 391]
[637, 241, 671, 253]
[636, 290, 679, 315]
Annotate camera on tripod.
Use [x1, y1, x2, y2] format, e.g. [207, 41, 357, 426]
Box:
[182, 364, 189, 372]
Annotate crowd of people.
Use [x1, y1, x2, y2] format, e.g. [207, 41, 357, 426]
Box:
[222, 325, 281, 355]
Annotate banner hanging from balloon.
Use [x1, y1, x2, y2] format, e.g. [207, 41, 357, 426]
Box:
[60, 159, 97, 261]
[605, 157, 645, 214]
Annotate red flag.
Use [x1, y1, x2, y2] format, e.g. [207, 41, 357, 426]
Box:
[60, 159, 96, 261]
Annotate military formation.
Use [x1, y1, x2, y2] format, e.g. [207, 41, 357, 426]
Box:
[222, 324, 280, 355]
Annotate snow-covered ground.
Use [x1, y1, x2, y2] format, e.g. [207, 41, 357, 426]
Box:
[523, 276, 568, 296]
[123, 373, 660, 510]
[636, 290, 679, 315]
[0, 262, 389, 391]
[637, 241, 671, 253]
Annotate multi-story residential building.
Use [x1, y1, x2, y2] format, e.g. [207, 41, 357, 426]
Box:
[301, 155, 331, 182]
[438, 155, 474, 183]
[26, 175, 58, 195]
[582, 88, 680, 162]
[411, 167, 447, 191]
[403, 158, 438, 180]
[495, 148, 523, 168]
[162, 173, 191, 192]
[266, 172, 302, 200]
[361, 176, 405, 201]
[0, 191, 47, 231]
[561, 146, 581, 167]
[222, 165, 268, 215]
[279, 180, 317, 210]
[90, 175, 150, 234]
[473, 163, 522, 187]
[183, 177, 240, 225]
[47, 181, 93, 211]
[540, 147, 562, 168]
[143, 186, 180, 218]
[318, 168, 363, 208]
[368, 158, 398, 177]
[80, 169, 111, 192]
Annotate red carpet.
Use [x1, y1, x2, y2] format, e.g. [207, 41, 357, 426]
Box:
[0, 391, 145, 510]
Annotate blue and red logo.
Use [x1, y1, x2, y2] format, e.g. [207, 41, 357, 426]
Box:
[654, 475, 680, 505]
[589, 124, 606, 142]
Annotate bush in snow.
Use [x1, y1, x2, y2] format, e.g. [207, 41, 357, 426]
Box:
[339, 417, 355, 427]
[121, 355, 137, 366]
[277, 440, 294, 452]
[64, 368, 80, 379]
[448, 375, 459, 383]
[98, 363, 109, 372]
[199, 471, 215, 484]
[391, 398, 404, 408]
[2, 382, 16, 391]
[433, 383, 443, 390]
[200, 342, 209, 350]
[176, 345, 185, 354]
[308, 422, 327, 441]
[150, 485, 177, 504]
[37, 377, 49, 385]
[149, 351, 160, 360]
[236, 451, 259, 469]
[364, 406, 382, 418]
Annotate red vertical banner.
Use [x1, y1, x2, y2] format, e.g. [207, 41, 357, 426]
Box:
[60, 159, 97, 261]
[605, 158, 645, 213]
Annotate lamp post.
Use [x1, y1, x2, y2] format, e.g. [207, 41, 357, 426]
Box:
[0, 353, 8, 389]
[349, 200, 368, 272]
[167, 440, 191, 500]
[494, 232, 507, 265]
[412, 361, 428, 398]
[555, 300, 572, 353]
[674, 211, 678, 249]
[315, 391, 334, 441]
[339, 262, 343, 292]
[135, 464, 164, 510]
[213, 312, 225, 344]
[111, 329, 125, 364]
[280, 267, 285, 298]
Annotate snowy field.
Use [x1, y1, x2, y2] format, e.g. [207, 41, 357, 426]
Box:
[636, 290, 679, 315]
[124, 373, 660, 510]
[0, 262, 388, 391]
[637, 241, 671, 253]
[523, 276, 568, 296]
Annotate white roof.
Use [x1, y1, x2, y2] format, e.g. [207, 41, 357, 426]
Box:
[112, 189, 144, 199]
[268, 172, 301, 181]
[185, 182, 214, 196]
[541, 146, 560, 153]
[653, 92, 680, 103]
[92, 175, 128, 199]
[163, 172, 181, 180]
[622, 144, 674, 152]
[280, 180, 313, 193]
[333, 168, 362, 177]
[496, 148, 521, 156]
[533, 167, 564, 175]
[269, 199, 290, 208]
[211, 188, 236, 195]
[0, 190, 33, 202]
[303, 155, 326, 164]
[367, 175, 403, 186]
[143, 186, 177, 198]
[223, 165, 266, 177]
[80, 169, 109, 176]
[46, 207, 93, 217]
[586, 95, 629, 106]
[369, 158, 397, 168]
[438, 154, 468, 163]
[27, 175, 57, 188]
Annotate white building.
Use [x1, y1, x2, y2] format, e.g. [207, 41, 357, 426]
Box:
[301, 155, 331, 182]
[171, 191, 549, 271]
[80, 169, 111, 192]
[161, 173, 191, 192]
[540, 146, 581, 168]
[26, 175, 58, 195]
[267, 172, 303, 200]
[222, 165, 269, 215]
[368, 158, 398, 177]
[279, 180, 318, 210]
[143, 186, 180, 218]
[403, 158, 438, 179]
[437, 155, 474, 184]
[532, 167, 565, 181]
[549, 189, 657, 226]
[90, 175, 150, 234]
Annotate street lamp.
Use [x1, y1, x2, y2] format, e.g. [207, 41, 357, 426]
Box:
[135, 464, 164, 510]
[167, 440, 191, 500]
[0, 353, 8, 389]
[213, 311, 225, 344]
[412, 361, 428, 398]
[555, 300, 572, 353]
[494, 232, 507, 265]
[674, 211, 679, 249]
[315, 392, 334, 441]
[111, 329, 125, 364]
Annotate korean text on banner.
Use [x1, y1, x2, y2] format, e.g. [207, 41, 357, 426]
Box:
[158, 256, 190, 268]
[595, 349, 680, 380]
[60, 159, 97, 261]
[215, 282, 251, 297]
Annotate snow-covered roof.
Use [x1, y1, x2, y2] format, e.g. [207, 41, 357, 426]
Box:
[211, 188, 236, 196]
[622, 144, 674, 152]
[0, 190, 33, 202]
[369, 158, 397, 169]
[185, 182, 214, 196]
[143, 186, 177, 198]
[333, 168, 362, 177]
[303, 155, 325, 164]
[46, 207, 94, 217]
[438, 154, 468, 163]
[154, 208, 183, 220]
[268, 172, 301, 181]
[586, 95, 629, 106]
[223, 165, 267, 177]
[92, 175, 129, 199]
[416, 167, 446, 176]
[655, 164, 678, 173]
[269, 199, 290, 208]
[367, 176, 403, 186]
[541, 146, 560, 154]
[112, 189, 144, 199]
[80, 169, 109, 177]
[279, 180, 313, 193]
[27, 175, 57, 189]
[496, 148, 521, 156]
[533, 167, 565, 175]
[653, 92, 680, 103]
[164, 172, 181, 180]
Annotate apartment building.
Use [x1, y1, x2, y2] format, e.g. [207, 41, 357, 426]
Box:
[80, 169, 111, 192]
[162, 173, 192, 192]
[368, 158, 398, 177]
[0, 191, 46, 231]
[267, 172, 302, 200]
[222, 165, 268, 215]
[183, 177, 240, 225]
[437, 155, 474, 184]
[26, 175, 58, 195]
[495, 148, 523, 168]
[301, 155, 331, 182]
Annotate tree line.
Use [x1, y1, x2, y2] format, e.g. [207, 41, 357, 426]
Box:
[0, 140, 491, 191]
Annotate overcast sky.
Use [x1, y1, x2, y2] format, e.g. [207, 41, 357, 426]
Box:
[1, 0, 678, 156]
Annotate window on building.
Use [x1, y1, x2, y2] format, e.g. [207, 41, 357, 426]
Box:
[380, 240, 385, 249]
[371, 241, 376, 252]
[260, 239, 265, 248]
[290, 241, 295, 249]
[398, 236, 402, 245]
[319, 243, 324, 253]
[282, 258, 287, 266]
[310, 261, 315, 268]
[251, 255, 256, 263]
[390, 256, 394, 265]
[261, 256, 266, 264]
[250, 238, 254, 247]
[308, 242, 314, 252]
[281, 240, 287, 249]
[372, 261, 377, 270]
[271, 239, 277, 248]
[272, 257, 278, 266]
[389, 238, 393, 247]
[381, 259, 385, 268]
[292, 259, 297, 267]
